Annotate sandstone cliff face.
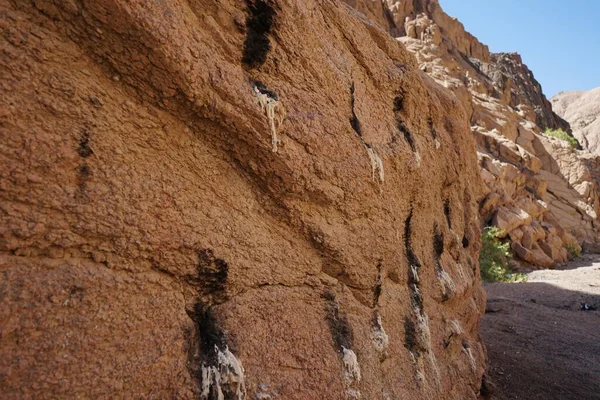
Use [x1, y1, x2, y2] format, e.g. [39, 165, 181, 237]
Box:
[0, 0, 486, 398]
[349, 0, 600, 267]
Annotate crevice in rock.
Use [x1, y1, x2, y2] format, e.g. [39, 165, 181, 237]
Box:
[404, 317, 424, 356]
[187, 303, 246, 400]
[397, 120, 416, 152]
[428, 115, 438, 141]
[433, 225, 444, 270]
[373, 260, 383, 306]
[323, 290, 353, 351]
[185, 249, 246, 399]
[405, 209, 421, 274]
[444, 199, 452, 230]
[462, 235, 470, 248]
[323, 290, 361, 398]
[393, 93, 404, 113]
[433, 224, 454, 302]
[350, 83, 362, 138]
[403, 209, 438, 387]
[405, 209, 425, 319]
[348, 83, 385, 183]
[252, 80, 278, 100]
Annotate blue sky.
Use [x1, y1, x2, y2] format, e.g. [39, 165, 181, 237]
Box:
[439, 0, 600, 97]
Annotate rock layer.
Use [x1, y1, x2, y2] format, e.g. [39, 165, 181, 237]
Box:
[0, 0, 486, 399]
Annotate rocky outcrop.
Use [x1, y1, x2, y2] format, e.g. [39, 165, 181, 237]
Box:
[489, 53, 570, 133]
[0, 0, 486, 398]
[552, 88, 600, 154]
[348, 0, 600, 268]
[383, 0, 490, 62]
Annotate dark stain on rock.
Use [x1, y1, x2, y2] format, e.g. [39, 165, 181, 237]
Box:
[433, 225, 444, 268]
[323, 290, 353, 350]
[242, 0, 275, 68]
[78, 128, 94, 158]
[429, 115, 438, 141]
[195, 248, 229, 299]
[405, 209, 421, 270]
[78, 164, 91, 179]
[444, 199, 452, 230]
[76, 164, 92, 197]
[350, 83, 362, 137]
[393, 94, 404, 112]
[186, 303, 233, 400]
[195, 305, 227, 364]
[479, 374, 496, 399]
[374, 261, 383, 306]
[462, 235, 470, 248]
[185, 248, 236, 398]
[405, 209, 424, 314]
[397, 120, 416, 152]
[404, 317, 425, 356]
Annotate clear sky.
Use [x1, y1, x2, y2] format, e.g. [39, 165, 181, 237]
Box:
[439, 0, 600, 98]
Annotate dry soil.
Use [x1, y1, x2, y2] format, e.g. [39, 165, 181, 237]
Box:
[483, 255, 600, 399]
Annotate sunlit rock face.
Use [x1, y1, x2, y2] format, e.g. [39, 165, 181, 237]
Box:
[347, 0, 600, 267]
[552, 88, 600, 156]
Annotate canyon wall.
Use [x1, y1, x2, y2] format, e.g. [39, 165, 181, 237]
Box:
[552, 88, 600, 155]
[348, 0, 600, 267]
[0, 0, 487, 398]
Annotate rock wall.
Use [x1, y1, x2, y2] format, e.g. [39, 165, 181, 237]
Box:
[552, 88, 600, 154]
[0, 0, 486, 398]
[490, 53, 570, 133]
[350, 0, 600, 267]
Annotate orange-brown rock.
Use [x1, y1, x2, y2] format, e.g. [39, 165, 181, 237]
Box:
[0, 0, 486, 398]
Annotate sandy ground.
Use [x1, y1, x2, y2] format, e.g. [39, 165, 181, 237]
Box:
[482, 254, 600, 400]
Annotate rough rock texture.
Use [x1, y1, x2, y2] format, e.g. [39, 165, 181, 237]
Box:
[0, 0, 487, 398]
[348, 0, 600, 268]
[552, 88, 600, 155]
[383, 0, 490, 62]
[490, 53, 570, 134]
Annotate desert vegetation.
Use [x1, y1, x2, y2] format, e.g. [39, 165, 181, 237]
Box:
[480, 227, 527, 283]
[543, 128, 579, 148]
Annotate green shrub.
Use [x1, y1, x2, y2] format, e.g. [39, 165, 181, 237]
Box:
[480, 227, 527, 283]
[565, 243, 581, 259]
[544, 128, 578, 148]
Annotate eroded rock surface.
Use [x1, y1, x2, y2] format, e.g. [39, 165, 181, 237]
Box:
[0, 0, 486, 398]
[552, 88, 600, 155]
[348, 0, 600, 268]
